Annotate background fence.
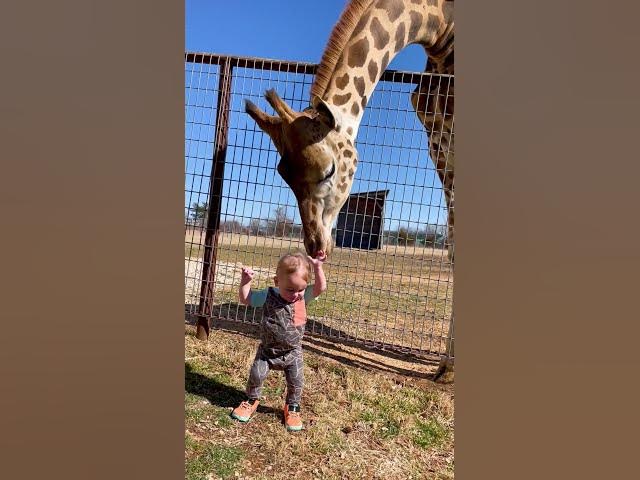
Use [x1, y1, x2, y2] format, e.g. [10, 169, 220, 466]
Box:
[184, 52, 454, 358]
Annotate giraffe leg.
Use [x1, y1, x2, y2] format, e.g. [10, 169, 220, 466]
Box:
[411, 73, 455, 382]
[433, 309, 454, 383]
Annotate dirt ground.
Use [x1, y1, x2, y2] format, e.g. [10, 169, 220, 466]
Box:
[185, 321, 454, 480]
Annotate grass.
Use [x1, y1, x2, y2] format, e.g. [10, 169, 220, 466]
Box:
[185, 232, 453, 355]
[185, 434, 244, 480]
[184, 324, 454, 479]
[412, 418, 449, 449]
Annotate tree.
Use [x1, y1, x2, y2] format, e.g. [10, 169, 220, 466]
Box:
[220, 220, 244, 234]
[189, 201, 208, 227]
[248, 218, 263, 236]
[269, 206, 295, 237]
[397, 227, 416, 246]
[422, 224, 447, 249]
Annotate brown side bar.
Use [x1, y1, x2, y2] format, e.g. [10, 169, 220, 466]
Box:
[196, 57, 233, 340]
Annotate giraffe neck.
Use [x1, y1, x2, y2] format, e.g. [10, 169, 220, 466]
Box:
[312, 0, 453, 138]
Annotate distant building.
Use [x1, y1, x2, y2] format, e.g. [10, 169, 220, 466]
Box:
[335, 190, 389, 250]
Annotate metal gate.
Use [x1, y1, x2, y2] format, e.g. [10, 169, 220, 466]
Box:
[185, 52, 453, 358]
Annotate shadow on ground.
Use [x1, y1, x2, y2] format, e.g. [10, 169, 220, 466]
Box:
[184, 362, 281, 417]
[185, 302, 443, 382]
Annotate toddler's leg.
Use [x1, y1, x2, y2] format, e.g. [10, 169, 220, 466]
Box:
[246, 347, 270, 400]
[283, 347, 304, 405]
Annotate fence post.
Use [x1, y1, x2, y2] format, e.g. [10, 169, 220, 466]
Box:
[196, 57, 233, 340]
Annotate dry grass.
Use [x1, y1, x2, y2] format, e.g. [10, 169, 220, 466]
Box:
[185, 233, 453, 355]
[185, 324, 454, 480]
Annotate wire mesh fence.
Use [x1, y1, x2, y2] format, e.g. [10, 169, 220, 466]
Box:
[185, 52, 454, 358]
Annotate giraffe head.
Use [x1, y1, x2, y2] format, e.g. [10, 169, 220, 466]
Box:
[245, 89, 358, 256]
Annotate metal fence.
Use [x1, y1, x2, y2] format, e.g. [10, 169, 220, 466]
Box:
[184, 52, 454, 358]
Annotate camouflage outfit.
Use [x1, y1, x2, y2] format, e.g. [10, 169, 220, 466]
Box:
[246, 286, 316, 405]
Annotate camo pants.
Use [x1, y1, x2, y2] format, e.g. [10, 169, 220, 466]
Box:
[246, 344, 304, 405]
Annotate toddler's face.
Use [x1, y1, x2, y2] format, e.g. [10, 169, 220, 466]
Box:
[274, 269, 308, 303]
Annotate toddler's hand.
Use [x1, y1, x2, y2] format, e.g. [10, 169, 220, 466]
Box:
[240, 266, 255, 284]
[308, 250, 327, 267]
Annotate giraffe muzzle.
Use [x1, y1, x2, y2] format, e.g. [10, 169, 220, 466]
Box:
[303, 231, 333, 258]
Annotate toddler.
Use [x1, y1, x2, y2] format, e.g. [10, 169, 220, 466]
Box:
[231, 250, 327, 431]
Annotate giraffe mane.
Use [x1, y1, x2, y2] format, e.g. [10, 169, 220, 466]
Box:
[311, 0, 376, 100]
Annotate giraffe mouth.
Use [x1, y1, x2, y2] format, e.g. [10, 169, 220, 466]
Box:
[303, 227, 333, 258]
[305, 243, 332, 258]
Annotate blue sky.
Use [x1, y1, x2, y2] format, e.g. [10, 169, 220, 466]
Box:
[185, 0, 448, 231]
[186, 0, 427, 70]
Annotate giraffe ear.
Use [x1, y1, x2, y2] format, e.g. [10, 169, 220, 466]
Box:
[311, 96, 342, 130]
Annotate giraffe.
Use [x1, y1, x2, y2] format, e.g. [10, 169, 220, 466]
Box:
[245, 0, 455, 380]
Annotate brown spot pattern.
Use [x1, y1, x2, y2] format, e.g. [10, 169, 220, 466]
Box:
[426, 0, 438, 6]
[377, 0, 404, 22]
[351, 103, 360, 116]
[343, 150, 353, 158]
[338, 142, 344, 148]
[348, 169, 355, 178]
[370, 17, 390, 50]
[409, 11, 423, 39]
[351, 15, 370, 39]
[338, 183, 348, 193]
[426, 13, 440, 35]
[353, 76, 366, 97]
[394, 22, 406, 53]
[347, 37, 369, 68]
[368, 60, 378, 83]
[381, 51, 390, 72]
[335, 73, 349, 90]
[346, 127, 353, 135]
[361, 95, 367, 109]
[332, 92, 352, 106]
[341, 164, 347, 172]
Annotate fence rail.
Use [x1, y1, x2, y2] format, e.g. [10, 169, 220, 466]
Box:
[185, 52, 454, 358]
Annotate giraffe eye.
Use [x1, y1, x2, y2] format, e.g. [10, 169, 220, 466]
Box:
[319, 163, 336, 183]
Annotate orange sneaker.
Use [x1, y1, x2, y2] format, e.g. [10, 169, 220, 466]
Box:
[231, 398, 259, 422]
[283, 403, 303, 432]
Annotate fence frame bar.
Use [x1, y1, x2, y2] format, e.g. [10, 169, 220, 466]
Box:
[185, 52, 451, 84]
[196, 57, 233, 340]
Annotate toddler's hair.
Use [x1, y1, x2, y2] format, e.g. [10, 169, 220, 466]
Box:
[276, 251, 311, 282]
